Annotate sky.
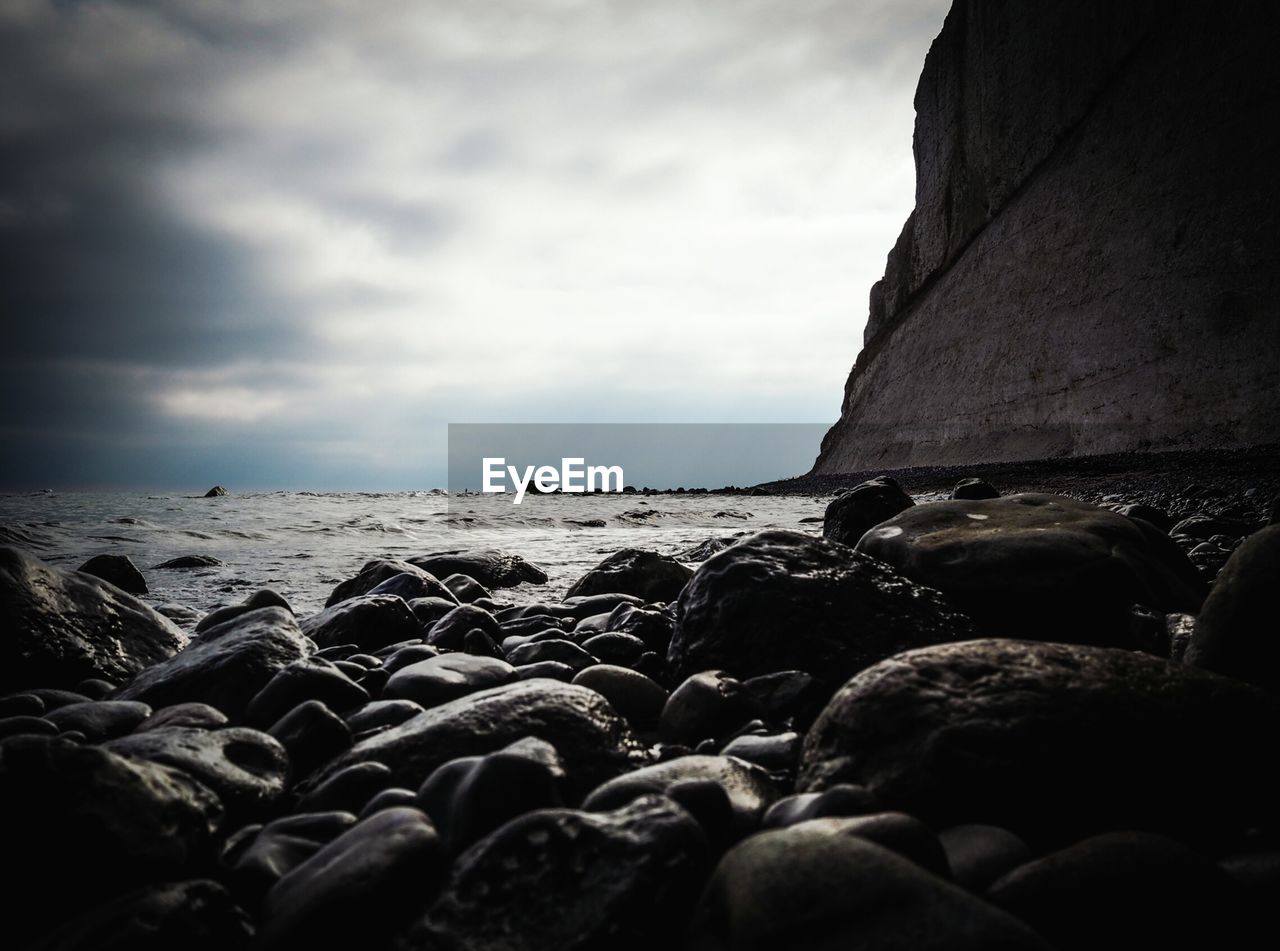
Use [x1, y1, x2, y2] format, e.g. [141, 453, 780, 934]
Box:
[0, 0, 948, 490]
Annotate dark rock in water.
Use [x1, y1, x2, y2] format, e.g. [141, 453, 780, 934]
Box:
[565, 548, 694, 603]
[77, 553, 148, 594]
[582, 630, 648, 666]
[307, 679, 647, 803]
[1186, 525, 1280, 691]
[397, 796, 707, 951]
[260, 807, 446, 949]
[204, 486, 228, 497]
[345, 698, 423, 734]
[661, 670, 762, 745]
[742, 670, 830, 731]
[939, 824, 1033, 892]
[823, 476, 915, 546]
[156, 555, 223, 569]
[798, 639, 1280, 846]
[761, 784, 881, 829]
[572, 664, 667, 727]
[365, 570, 447, 603]
[0, 546, 186, 693]
[244, 656, 368, 728]
[409, 548, 548, 589]
[0, 736, 223, 944]
[325, 559, 456, 608]
[268, 699, 352, 777]
[424, 603, 501, 650]
[43, 699, 151, 741]
[193, 589, 294, 635]
[987, 831, 1253, 950]
[507, 637, 596, 671]
[299, 593, 419, 651]
[137, 702, 229, 732]
[295, 761, 393, 815]
[584, 754, 778, 838]
[443, 572, 491, 603]
[416, 739, 565, 853]
[679, 536, 741, 561]
[224, 811, 357, 906]
[26, 879, 253, 951]
[951, 477, 1000, 500]
[105, 725, 289, 819]
[688, 826, 1048, 951]
[857, 494, 1204, 645]
[384, 653, 518, 707]
[407, 595, 460, 628]
[115, 607, 311, 722]
[669, 530, 973, 684]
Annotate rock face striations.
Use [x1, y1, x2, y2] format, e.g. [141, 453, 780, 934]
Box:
[814, 0, 1280, 473]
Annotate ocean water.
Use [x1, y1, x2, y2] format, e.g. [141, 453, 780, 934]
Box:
[0, 491, 830, 622]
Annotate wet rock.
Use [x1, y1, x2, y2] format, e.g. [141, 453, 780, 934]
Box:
[115, 607, 310, 721]
[661, 670, 763, 745]
[260, 807, 446, 949]
[0, 692, 45, 717]
[581, 631, 647, 666]
[565, 548, 694, 603]
[719, 731, 801, 774]
[409, 548, 548, 589]
[243, 656, 368, 728]
[424, 603, 502, 650]
[0, 546, 186, 693]
[823, 476, 915, 546]
[345, 698, 423, 733]
[406, 596, 459, 627]
[307, 679, 647, 802]
[367, 570, 448, 603]
[194, 589, 293, 635]
[1116, 503, 1172, 532]
[299, 593, 419, 651]
[507, 637, 596, 671]
[382, 643, 440, 673]
[295, 761, 393, 815]
[0, 714, 57, 738]
[584, 754, 777, 839]
[461, 627, 504, 658]
[1170, 513, 1257, 541]
[224, 811, 357, 906]
[105, 725, 289, 819]
[384, 653, 518, 707]
[940, 825, 1034, 892]
[805, 813, 950, 878]
[951, 478, 1000, 500]
[325, 559, 456, 608]
[156, 555, 223, 569]
[136, 702, 229, 732]
[361, 786, 417, 817]
[572, 664, 667, 727]
[443, 572, 491, 602]
[761, 783, 881, 829]
[742, 670, 830, 730]
[799, 639, 1280, 846]
[43, 699, 151, 741]
[689, 826, 1048, 951]
[397, 796, 707, 951]
[1186, 525, 1280, 691]
[77, 553, 148, 594]
[857, 494, 1204, 645]
[987, 831, 1252, 949]
[670, 530, 973, 683]
[204, 486, 228, 497]
[514, 660, 577, 682]
[268, 699, 352, 777]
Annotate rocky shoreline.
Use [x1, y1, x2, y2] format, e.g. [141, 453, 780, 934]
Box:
[2, 466, 1279, 949]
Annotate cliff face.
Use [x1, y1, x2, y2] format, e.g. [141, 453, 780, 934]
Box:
[814, 0, 1280, 474]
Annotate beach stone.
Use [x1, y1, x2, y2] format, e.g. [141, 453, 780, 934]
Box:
[243, 655, 368, 728]
[409, 548, 548, 589]
[366, 570, 445, 603]
[856, 494, 1204, 644]
[823, 476, 915, 546]
[940, 824, 1033, 891]
[326, 559, 456, 608]
[307, 678, 647, 802]
[572, 664, 667, 727]
[461, 627, 504, 658]
[25, 879, 253, 951]
[799, 639, 1280, 845]
[295, 761, 393, 815]
[805, 813, 950, 878]
[0, 546, 186, 693]
[299, 593, 419, 652]
[515, 660, 577, 682]
[396, 796, 707, 951]
[951, 478, 1000, 500]
[268, 699, 352, 777]
[1186, 524, 1280, 690]
[156, 555, 222, 569]
[361, 786, 417, 817]
[136, 702, 228, 732]
[987, 831, 1252, 949]
[105, 725, 289, 819]
[224, 811, 357, 905]
[689, 826, 1048, 951]
[383, 643, 440, 673]
[669, 530, 973, 683]
[719, 731, 801, 774]
[581, 631, 647, 666]
[424, 603, 501, 650]
[761, 783, 881, 829]
[661, 670, 763, 745]
[1170, 513, 1257, 541]
[565, 548, 694, 603]
[604, 602, 675, 651]
[43, 699, 151, 741]
[77, 553, 148, 594]
[345, 698, 423, 733]
[0, 692, 44, 717]
[584, 754, 777, 838]
[0, 714, 57, 738]
[76, 677, 116, 698]
[115, 607, 310, 721]
[406, 596, 458, 627]
[742, 670, 829, 730]
[384, 653, 518, 707]
[0, 735, 223, 943]
[443, 573, 491, 602]
[507, 637, 596, 671]
[1116, 502, 1172, 532]
[194, 589, 293, 636]
[260, 807, 446, 949]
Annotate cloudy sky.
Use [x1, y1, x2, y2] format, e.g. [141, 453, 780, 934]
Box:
[0, 0, 947, 490]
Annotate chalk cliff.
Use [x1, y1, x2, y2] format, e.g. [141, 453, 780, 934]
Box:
[814, 0, 1280, 473]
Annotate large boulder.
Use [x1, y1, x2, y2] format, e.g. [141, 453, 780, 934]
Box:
[688, 824, 1048, 951]
[114, 607, 311, 721]
[77, 553, 148, 595]
[668, 530, 973, 684]
[409, 549, 548, 589]
[822, 476, 915, 546]
[1185, 524, 1280, 690]
[0, 546, 186, 693]
[396, 796, 707, 951]
[799, 639, 1280, 846]
[855, 494, 1203, 646]
[565, 548, 694, 603]
[307, 678, 648, 802]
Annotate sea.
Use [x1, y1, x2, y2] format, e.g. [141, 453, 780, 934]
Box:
[0, 491, 832, 623]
